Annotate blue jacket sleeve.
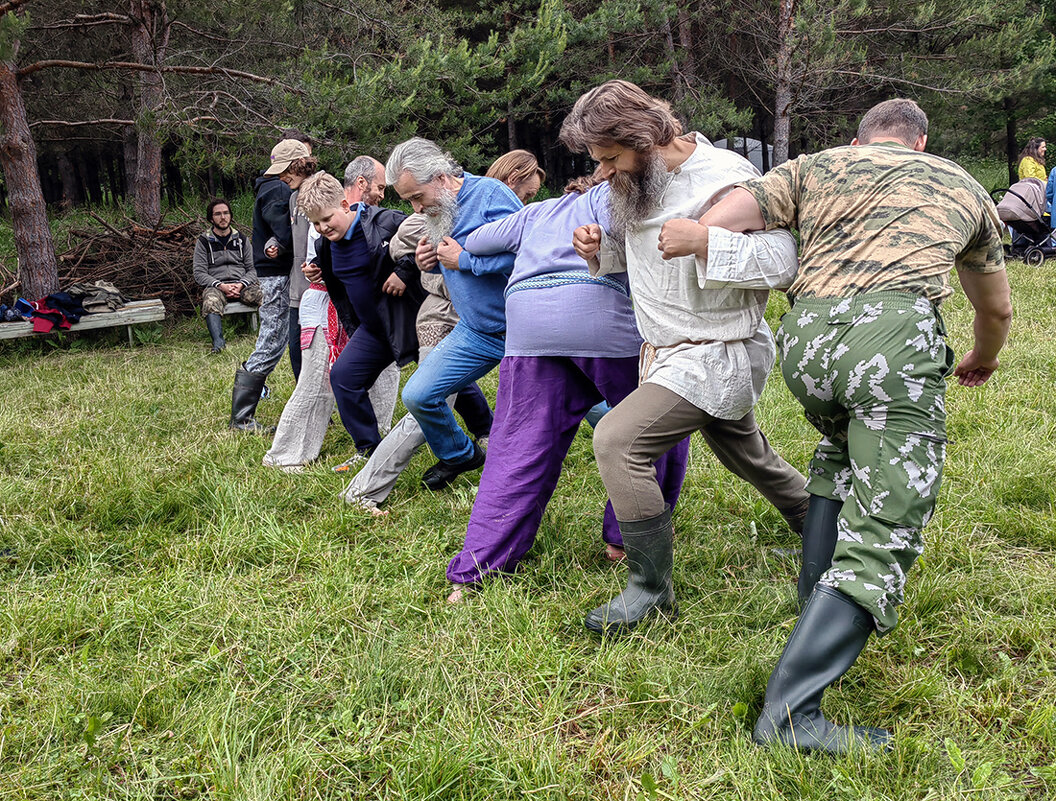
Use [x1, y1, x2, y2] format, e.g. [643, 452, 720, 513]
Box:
[456, 184, 522, 275]
[1047, 168, 1056, 218]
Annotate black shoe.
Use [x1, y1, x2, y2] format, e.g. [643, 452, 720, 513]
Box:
[752, 585, 892, 754]
[229, 365, 275, 434]
[584, 507, 677, 636]
[422, 443, 486, 490]
[797, 495, 841, 608]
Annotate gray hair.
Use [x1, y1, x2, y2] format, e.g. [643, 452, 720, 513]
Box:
[856, 99, 928, 145]
[343, 156, 377, 188]
[385, 137, 460, 186]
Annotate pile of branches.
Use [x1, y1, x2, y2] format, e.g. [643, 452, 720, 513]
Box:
[58, 212, 204, 315]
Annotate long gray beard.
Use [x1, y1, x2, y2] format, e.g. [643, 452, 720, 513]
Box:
[608, 153, 670, 239]
[423, 187, 459, 245]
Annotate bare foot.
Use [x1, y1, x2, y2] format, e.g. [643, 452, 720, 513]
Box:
[349, 497, 388, 517]
[447, 586, 466, 604]
[605, 544, 626, 562]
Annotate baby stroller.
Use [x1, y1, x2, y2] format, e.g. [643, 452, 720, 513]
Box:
[992, 178, 1055, 266]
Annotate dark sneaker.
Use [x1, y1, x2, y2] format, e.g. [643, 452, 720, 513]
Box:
[422, 443, 486, 491]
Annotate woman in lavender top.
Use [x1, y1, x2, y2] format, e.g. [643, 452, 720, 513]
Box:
[446, 174, 689, 600]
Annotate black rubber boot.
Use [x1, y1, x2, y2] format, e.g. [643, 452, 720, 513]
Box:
[797, 495, 842, 608]
[229, 365, 274, 433]
[584, 507, 676, 636]
[753, 585, 892, 754]
[205, 314, 226, 353]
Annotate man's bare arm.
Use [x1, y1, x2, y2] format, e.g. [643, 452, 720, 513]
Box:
[698, 187, 767, 233]
[953, 269, 1013, 387]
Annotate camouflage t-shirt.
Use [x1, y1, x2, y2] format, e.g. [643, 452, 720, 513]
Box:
[738, 142, 1005, 303]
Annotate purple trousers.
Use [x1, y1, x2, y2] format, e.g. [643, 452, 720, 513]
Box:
[447, 355, 689, 585]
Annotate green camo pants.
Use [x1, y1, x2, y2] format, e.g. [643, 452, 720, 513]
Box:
[777, 292, 955, 633]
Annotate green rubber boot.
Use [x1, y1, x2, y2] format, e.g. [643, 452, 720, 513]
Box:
[753, 585, 893, 754]
[584, 507, 676, 636]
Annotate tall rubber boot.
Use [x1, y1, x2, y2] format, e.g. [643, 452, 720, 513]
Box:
[205, 313, 226, 353]
[584, 507, 676, 636]
[753, 585, 892, 754]
[229, 365, 274, 433]
[798, 495, 842, 608]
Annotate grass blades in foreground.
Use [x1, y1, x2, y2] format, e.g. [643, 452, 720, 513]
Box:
[0, 261, 1054, 799]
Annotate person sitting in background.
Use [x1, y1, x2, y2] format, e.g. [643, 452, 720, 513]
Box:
[192, 198, 260, 354]
[486, 149, 546, 204]
[1018, 136, 1046, 181]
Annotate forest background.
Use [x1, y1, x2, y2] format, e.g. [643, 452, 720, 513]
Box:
[2, 0, 1056, 298]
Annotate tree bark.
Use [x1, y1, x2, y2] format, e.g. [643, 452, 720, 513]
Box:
[56, 148, 81, 208]
[773, 0, 795, 166]
[128, 0, 170, 225]
[676, 8, 695, 88]
[1004, 97, 1018, 185]
[659, 13, 681, 101]
[0, 56, 59, 298]
[506, 100, 517, 151]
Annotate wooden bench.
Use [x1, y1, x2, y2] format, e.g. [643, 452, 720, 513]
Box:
[221, 301, 259, 332]
[0, 298, 166, 347]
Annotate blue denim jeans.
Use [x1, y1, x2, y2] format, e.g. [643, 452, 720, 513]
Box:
[402, 321, 505, 463]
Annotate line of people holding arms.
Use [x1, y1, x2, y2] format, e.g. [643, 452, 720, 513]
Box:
[194, 81, 1012, 756]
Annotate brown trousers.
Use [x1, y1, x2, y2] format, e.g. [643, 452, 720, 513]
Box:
[594, 382, 807, 522]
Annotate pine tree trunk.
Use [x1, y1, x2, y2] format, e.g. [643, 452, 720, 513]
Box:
[659, 15, 681, 101]
[773, 0, 795, 166]
[676, 9, 695, 88]
[0, 57, 59, 299]
[56, 149, 81, 208]
[507, 100, 518, 151]
[1004, 97, 1018, 185]
[129, 0, 169, 225]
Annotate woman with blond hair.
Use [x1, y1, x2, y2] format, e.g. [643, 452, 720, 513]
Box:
[486, 149, 546, 203]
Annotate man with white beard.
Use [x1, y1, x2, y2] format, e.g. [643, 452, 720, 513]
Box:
[564, 80, 810, 635]
[386, 138, 522, 489]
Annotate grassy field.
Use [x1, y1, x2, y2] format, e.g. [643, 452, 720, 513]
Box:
[0, 257, 1053, 800]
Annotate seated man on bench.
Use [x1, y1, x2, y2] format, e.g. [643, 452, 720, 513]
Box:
[193, 197, 262, 353]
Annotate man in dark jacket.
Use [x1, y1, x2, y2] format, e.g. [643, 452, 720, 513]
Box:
[228, 139, 309, 432]
[193, 198, 260, 353]
[298, 170, 425, 457]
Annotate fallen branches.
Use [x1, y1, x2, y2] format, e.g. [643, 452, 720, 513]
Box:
[56, 215, 211, 315]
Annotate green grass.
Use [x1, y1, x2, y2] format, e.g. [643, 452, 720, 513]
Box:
[0, 261, 1053, 800]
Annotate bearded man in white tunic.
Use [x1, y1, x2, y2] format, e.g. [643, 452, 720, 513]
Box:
[563, 80, 809, 635]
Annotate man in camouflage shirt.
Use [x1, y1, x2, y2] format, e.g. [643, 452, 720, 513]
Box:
[659, 99, 1012, 754]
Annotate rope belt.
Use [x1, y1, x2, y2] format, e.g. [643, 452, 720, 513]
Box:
[504, 270, 630, 300]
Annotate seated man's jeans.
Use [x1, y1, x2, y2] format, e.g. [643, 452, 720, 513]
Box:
[402, 321, 505, 464]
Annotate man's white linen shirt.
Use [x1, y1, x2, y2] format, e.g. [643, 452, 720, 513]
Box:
[594, 133, 799, 420]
